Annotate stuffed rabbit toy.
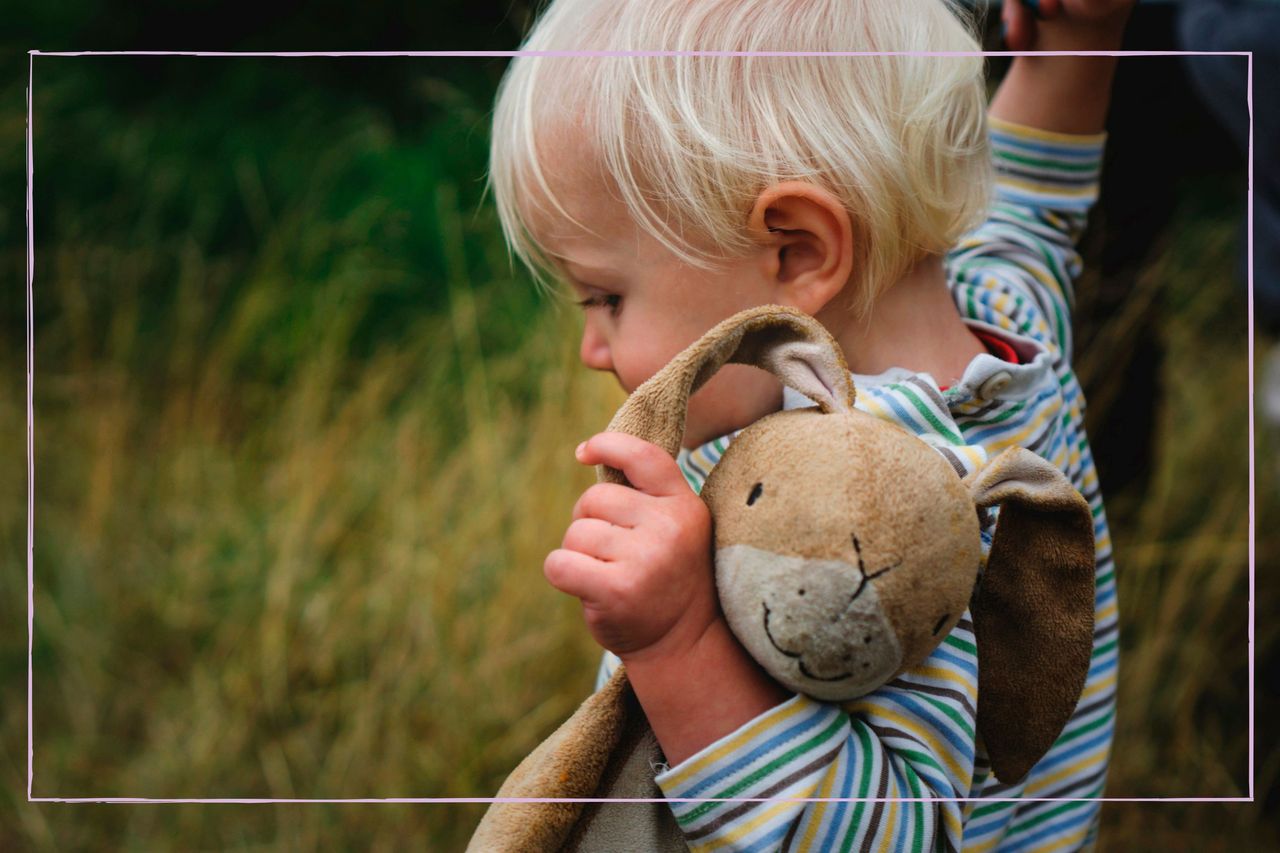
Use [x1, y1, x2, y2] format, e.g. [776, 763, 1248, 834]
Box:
[469, 305, 1095, 852]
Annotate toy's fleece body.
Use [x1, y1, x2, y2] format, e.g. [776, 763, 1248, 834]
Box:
[590, 117, 1118, 852]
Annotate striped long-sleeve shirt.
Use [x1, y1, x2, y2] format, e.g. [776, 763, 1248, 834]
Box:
[596, 116, 1117, 852]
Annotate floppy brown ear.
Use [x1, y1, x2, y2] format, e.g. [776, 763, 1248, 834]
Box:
[599, 304, 854, 486]
[467, 669, 635, 852]
[964, 447, 1096, 784]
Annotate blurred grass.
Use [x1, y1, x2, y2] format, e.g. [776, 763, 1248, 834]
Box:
[2, 54, 624, 850]
[1083, 200, 1275, 844]
[1080, 204, 1256, 791]
[0, 52, 1273, 851]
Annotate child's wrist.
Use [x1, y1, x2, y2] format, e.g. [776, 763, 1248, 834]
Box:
[618, 609, 722, 671]
[621, 616, 771, 693]
[623, 617, 791, 765]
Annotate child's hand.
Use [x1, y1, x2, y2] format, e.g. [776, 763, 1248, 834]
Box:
[1003, 0, 1134, 52]
[544, 432, 719, 662]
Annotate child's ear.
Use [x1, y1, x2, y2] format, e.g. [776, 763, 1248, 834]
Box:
[747, 181, 855, 313]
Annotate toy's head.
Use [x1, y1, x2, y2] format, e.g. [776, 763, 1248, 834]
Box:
[704, 406, 978, 701]
[468, 305, 1098, 853]
[601, 305, 1096, 783]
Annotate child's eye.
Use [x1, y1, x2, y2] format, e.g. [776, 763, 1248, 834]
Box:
[576, 293, 622, 316]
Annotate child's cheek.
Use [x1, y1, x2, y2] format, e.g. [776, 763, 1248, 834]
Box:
[616, 343, 685, 398]
[682, 367, 784, 449]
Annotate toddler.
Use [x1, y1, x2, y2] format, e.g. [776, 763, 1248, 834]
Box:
[488, 0, 1131, 848]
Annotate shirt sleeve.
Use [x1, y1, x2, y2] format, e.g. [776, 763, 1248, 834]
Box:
[596, 649, 621, 691]
[653, 614, 980, 853]
[947, 116, 1106, 365]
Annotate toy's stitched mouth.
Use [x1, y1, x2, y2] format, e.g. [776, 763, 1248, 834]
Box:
[762, 603, 853, 682]
[761, 604, 799, 659]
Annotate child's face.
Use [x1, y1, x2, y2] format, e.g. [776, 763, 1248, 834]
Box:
[535, 164, 788, 449]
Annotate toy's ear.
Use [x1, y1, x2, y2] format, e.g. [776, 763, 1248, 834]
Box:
[466, 668, 637, 852]
[964, 447, 1096, 784]
[600, 305, 854, 486]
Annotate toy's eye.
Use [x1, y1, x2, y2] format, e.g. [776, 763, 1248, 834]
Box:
[747, 482, 764, 506]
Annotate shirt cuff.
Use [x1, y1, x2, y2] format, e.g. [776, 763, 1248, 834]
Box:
[655, 694, 847, 822]
[988, 116, 1105, 213]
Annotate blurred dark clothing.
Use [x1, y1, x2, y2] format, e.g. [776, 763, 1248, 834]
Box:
[1178, 0, 1280, 328]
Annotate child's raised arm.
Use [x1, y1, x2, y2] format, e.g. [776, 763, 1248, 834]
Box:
[992, 0, 1134, 134]
[946, 0, 1134, 367]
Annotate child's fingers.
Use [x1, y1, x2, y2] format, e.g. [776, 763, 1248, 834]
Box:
[572, 482, 644, 527]
[543, 547, 615, 603]
[576, 432, 690, 497]
[561, 517, 626, 562]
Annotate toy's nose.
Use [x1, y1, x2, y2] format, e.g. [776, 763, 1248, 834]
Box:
[852, 533, 899, 591]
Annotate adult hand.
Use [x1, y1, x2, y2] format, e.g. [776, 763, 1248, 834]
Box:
[1003, 0, 1135, 52]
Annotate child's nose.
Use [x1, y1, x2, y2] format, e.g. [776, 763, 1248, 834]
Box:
[579, 324, 613, 373]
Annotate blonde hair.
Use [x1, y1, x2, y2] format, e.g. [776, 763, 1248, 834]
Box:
[488, 0, 992, 317]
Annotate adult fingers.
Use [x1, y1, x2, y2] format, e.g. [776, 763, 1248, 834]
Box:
[1022, 0, 1052, 20]
[1037, 0, 1063, 19]
[562, 517, 627, 562]
[544, 548, 615, 604]
[576, 432, 692, 498]
[1005, 0, 1037, 51]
